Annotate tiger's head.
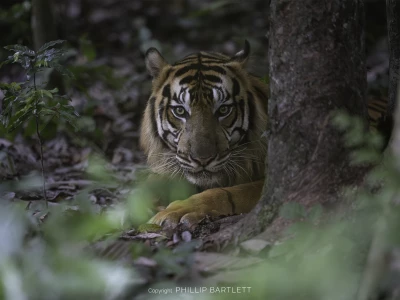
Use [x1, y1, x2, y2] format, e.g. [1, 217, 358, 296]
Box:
[140, 41, 268, 190]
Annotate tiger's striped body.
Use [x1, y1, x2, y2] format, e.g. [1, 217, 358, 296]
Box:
[367, 96, 392, 149]
[141, 42, 268, 228]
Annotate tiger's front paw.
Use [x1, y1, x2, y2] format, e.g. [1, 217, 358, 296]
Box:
[148, 199, 221, 230]
[148, 188, 237, 230]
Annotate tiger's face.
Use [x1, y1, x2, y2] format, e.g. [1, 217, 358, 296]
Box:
[158, 72, 251, 187]
[140, 42, 268, 189]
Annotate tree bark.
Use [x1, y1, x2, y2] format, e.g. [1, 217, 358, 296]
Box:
[204, 0, 367, 249]
[31, 0, 57, 51]
[31, 0, 65, 93]
[386, 0, 400, 115]
[392, 65, 400, 165]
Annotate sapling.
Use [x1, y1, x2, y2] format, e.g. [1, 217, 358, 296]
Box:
[0, 40, 79, 207]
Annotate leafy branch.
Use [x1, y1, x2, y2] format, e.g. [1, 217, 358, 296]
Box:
[0, 40, 79, 207]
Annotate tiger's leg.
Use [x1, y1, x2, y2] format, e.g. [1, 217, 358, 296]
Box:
[148, 180, 264, 229]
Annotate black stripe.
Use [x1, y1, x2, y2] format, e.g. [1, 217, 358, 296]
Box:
[150, 97, 170, 149]
[162, 84, 171, 98]
[238, 98, 246, 126]
[179, 75, 195, 85]
[247, 92, 255, 131]
[226, 65, 246, 83]
[165, 68, 172, 79]
[200, 53, 227, 61]
[223, 90, 231, 103]
[226, 108, 239, 128]
[175, 62, 228, 76]
[149, 97, 157, 135]
[204, 74, 222, 83]
[234, 127, 247, 138]
[198, 59, 228, 64]
[202, 65, 227, 74]
[368, 103, 387, 110]
[232, 78, 240, 98]
[174, 56, 197, 64]
[175, 65, 198, 77]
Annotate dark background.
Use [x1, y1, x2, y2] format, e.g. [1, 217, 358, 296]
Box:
[0, 0, 389, 172]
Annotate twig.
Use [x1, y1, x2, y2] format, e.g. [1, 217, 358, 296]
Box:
[33, 67, 48, 208]
[35, 114, 48, 207]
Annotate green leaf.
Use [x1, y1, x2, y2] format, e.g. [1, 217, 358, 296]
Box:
[60, 104, 79, 116]
[58, 108, 79, 130]
[9, 54, 32, 69]
[39, 108, 58, 117]
[350, 149, 381, 165]
[366, 132, 384, 149]
[37, 89, 54, 99]
[37, 48, 63, 62]
[38, 40, 65, 53]
[23, 117, 38, 137]
[4, 44, 35, 56]
[49, 62, 74, 78]
[7, 107, 34, 132]
[0, 82, 22, 93]
[332, 111, 352, 130]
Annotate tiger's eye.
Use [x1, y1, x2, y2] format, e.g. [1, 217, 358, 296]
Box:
[173, 106, 185, 116]
[218, 105, 231, 116]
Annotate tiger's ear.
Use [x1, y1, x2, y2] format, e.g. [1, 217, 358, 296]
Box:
[145, 48, 167, 78]
[231, 40, 250, 65]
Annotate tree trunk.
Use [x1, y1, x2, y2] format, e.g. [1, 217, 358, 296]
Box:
[205, 0, 367, 248]
[392, 68, 400, 164]
[31, 0, 65, 93]
[31, 0, 57, 51]
[386, 0, 400, 116]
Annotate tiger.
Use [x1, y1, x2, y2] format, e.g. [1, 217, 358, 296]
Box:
[367, 96, 393, 149]
[140, 41, 268, 229]
[140, 41, 391, 230]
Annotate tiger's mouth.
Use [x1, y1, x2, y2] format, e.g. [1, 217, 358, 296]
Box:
[176, 153, 233, 188]
[182, 167, 229, 188]
[184, 169, 217, 176]
[181, 166, 222, 176]
[176, 153, 230, 174]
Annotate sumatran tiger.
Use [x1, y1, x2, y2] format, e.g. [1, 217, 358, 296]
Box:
[140, 41, 268, 229]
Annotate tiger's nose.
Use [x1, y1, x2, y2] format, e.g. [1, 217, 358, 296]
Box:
[190, 154, 216, 166]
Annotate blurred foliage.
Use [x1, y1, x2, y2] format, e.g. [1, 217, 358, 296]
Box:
[333, 111, 384, 165]
[0, 187, 137, 299]
[0, 153, 205, 299]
